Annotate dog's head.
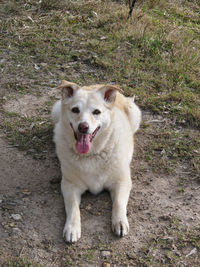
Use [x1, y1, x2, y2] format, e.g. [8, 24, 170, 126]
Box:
[57, 80, 119, 155]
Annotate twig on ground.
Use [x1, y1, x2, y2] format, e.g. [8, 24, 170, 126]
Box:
[146, 119, 166, 123]
[128, 0, 137, 19]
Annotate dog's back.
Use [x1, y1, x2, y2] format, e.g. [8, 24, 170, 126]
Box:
[114, 92, 141, 134]
[51, 100, 61, 125]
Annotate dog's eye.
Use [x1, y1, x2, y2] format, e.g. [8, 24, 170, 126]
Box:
[71, 107, 80, 114]
[93, 109, 101, 115]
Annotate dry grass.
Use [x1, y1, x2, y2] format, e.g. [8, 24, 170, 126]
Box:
[1, 0, 199, 125]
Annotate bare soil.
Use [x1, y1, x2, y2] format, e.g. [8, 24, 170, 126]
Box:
[0, 95, 199, 266]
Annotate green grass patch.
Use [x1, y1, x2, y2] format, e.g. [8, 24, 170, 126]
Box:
[6, 256, 43, 267]
[141, 126, 200, 175]
[0, 112, 54, 159]
[133, 218, 200, 266]
[0, 0, 199, 127]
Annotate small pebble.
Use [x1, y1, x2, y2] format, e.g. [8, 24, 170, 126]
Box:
[101, 251, 111, 257]
[11, 214, 22, 221]
[40, 63, 47, 67]
[9, 222, 15, 228]
[19, 128, 26, 134]
[22, 189, 31, 195]
[13, 227, 21, 233]
[102, 263, 110, 267]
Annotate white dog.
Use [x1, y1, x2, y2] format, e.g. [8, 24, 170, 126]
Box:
[52, 80, 141, 243]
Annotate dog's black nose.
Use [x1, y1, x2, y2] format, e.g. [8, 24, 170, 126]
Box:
[78, 122, 89, 134]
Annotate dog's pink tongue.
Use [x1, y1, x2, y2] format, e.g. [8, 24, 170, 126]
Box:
[76, 134, 91, 154]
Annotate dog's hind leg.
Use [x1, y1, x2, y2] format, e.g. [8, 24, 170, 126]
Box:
[110, 176, 132, 237]
[61, 178, 84, 243]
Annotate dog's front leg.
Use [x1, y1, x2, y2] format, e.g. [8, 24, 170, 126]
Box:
[61, 178, 83, 243]
[110, 178, 132, 237]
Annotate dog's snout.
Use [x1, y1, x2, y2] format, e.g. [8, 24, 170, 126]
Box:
[78, 122, 89, 134]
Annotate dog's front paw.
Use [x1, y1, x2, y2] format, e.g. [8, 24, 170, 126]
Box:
[63, 223, 81, 243]
[112, 217, 129, 237]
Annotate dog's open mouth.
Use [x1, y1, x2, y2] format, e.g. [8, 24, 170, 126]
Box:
[70, 124, 100, 154]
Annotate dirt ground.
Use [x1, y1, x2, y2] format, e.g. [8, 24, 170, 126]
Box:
[0, 93, 199, 266]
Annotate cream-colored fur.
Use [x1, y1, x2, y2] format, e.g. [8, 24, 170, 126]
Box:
[52, 80, 141, 242]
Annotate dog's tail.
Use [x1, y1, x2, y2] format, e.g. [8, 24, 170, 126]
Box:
[51, 100, 61, 124]
[127, 97, 142, 134]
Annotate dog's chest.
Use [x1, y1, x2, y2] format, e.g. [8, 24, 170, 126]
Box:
[85, 173, 107, 194]
[79, 157, 109, 194]
[72, 152, 111, 194]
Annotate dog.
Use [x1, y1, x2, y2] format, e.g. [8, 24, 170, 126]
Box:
[52, 80, 141, 243]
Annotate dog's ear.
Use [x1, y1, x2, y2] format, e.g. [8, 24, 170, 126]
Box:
[98, 85, 120, 105]
[57, 80, 80, 100]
